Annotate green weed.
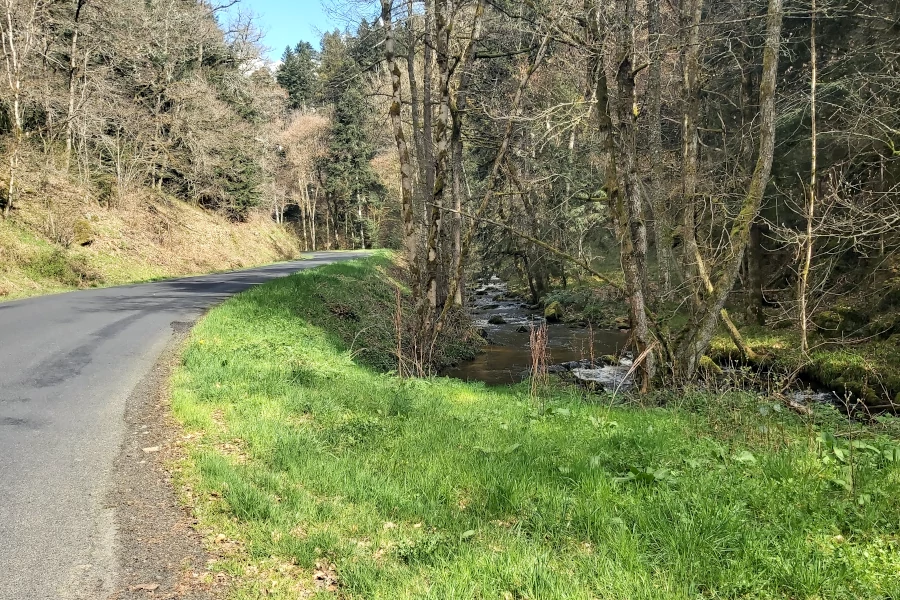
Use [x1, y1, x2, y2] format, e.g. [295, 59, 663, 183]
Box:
[25, 248, 100, 287]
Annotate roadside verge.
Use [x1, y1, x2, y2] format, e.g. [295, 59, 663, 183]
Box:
[167, 253, 900, 599]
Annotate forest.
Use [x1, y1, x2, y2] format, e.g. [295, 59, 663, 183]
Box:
[0, 0, 898, 399]
[277, 0, 898, 407]
[3, 0, 900, 597]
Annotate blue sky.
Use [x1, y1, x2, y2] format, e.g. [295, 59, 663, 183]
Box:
[229, 0, 352, 61]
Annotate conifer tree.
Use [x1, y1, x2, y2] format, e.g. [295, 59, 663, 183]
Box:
[276, 41, 320, 109]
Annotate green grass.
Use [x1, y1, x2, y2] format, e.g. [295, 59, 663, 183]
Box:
[172, 255, 900, 599]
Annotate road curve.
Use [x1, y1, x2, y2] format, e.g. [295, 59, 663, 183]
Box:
[0, 251, 369, 600]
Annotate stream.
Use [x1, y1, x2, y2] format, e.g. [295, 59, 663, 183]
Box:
[444, 278, 634, 387]
[445, 278, 837, 408]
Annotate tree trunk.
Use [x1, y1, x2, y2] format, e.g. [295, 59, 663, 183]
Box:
[448, 0, 484, 308]
[406, 0, 425, 193]
[675, 0, 784, 379]
[799, 0, 817, 357]
[65, 0, 86, 171]
[585, 0, 654, 389]
[615, 0, 654, 390]
[647, 0, 670, 296]
[424, 0, 453, 319]
[747, 221, 765, 324]
[358, 191, 366, 250]
[300, 188, 309, 251]
[310, 186, 318, 250]
[381, 0, 419, 290]
[679, 0, 704, 300]
[325, 201, 332, 249]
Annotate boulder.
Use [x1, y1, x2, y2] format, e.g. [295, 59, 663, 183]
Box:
[488, 315, 507, 325]
[614, 316, 631, 330]
[544, 301, 564, 323]
[516, 325, 529, 333]
[813, 307, 869, 336]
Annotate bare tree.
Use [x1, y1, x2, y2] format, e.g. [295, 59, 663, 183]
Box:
[0, 0, 44, 217]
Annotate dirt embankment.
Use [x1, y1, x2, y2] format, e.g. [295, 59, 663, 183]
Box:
[0, 166, 300, 301]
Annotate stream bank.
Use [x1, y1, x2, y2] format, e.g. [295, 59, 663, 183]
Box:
[445, 278, 850, 411]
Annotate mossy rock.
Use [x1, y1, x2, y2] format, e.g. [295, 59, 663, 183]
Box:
[73, 218, 95, 246]
[614, 316, 631, 330]
[864, 313, 900, 339]
[488, 315, 506, 325]
[699, 355, 723, 375]
[812, 310, 841, 333]
[544, 301, 564, 323]
[813, 307, 869, 336]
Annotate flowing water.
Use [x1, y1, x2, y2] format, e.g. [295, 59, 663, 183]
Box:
[444, 278, 632, 386]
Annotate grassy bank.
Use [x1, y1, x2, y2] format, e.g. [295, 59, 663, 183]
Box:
[172, 255, 900, 599]
[538, 281, 900, 408]
[705, 325, 900, 409]
[0, 193, 299, 301]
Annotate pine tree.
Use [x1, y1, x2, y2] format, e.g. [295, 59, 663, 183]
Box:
[319, 84, 378, 246]
[276, 42, 319, 110]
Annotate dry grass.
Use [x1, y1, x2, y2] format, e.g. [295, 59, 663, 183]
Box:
[0, 157, 300, 300]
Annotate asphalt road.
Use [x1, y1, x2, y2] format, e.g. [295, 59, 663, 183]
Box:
[0, 251, 369, 600]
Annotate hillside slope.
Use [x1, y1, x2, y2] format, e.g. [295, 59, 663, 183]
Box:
[0, 186, 300, 301]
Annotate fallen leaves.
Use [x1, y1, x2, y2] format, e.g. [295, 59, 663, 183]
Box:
[313, 561, 339, 592]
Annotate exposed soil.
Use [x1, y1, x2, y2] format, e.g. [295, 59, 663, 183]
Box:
[108, 321, 227, 600]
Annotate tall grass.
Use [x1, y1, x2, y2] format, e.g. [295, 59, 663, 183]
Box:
[171, 254, 900, 599]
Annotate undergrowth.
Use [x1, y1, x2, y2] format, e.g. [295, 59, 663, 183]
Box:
[544, 278, 900, 408]
[172, 255, 900, 599]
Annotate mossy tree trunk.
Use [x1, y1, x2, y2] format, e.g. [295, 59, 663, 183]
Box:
[674, 0, 784, 379]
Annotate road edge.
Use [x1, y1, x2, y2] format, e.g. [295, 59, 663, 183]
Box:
[106, 320, 225, 600]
